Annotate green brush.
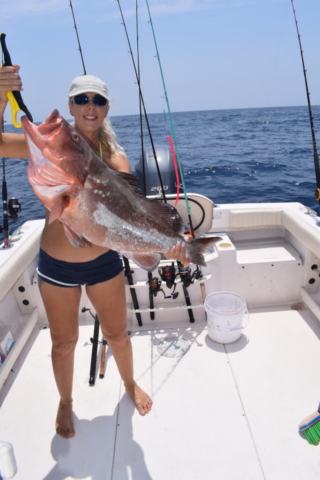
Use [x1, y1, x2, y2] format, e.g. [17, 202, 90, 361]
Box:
[299, 404, 320, 444]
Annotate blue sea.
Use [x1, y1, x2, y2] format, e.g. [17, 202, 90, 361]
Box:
[1, 105, 320, 239]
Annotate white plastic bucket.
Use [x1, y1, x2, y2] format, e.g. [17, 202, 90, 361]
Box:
[204, 291, 249, 344]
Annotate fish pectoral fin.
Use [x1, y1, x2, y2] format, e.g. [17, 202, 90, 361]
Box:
[49, 197, 70, 224]
[63, 224, 86, 248]
[124, 252, 161, 272]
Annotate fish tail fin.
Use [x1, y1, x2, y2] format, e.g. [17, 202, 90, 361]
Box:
[187, 236, 222, 266]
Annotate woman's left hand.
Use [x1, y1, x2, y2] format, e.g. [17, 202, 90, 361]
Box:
[164, 235, 193, 266]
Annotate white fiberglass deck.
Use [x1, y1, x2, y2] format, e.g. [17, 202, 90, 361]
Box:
[1, 305, 320, 480]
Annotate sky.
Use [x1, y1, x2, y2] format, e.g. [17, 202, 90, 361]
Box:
[1, 0, 319, 123]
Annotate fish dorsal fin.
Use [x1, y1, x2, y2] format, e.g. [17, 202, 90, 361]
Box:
[114, 171, 143, 195]
[63, 224, 86, 248]
[150, 199, 184, 234]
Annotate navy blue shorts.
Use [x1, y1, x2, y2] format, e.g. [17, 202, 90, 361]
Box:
[37, 248, 124, 288]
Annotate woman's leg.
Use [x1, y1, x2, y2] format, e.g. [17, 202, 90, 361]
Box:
[39, 278, 82, 438]
[86, 272, 152, 415]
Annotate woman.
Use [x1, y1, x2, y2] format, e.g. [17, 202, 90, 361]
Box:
[0, 67, 190, 439]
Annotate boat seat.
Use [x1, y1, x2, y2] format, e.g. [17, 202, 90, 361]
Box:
[147, 193, 214, 234]
[0, 224, 43, 303]
[229, 208, 320, 259]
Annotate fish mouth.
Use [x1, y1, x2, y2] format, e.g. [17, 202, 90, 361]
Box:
[22, 109, 78, 162]
[22, 109, 62, 150]
[22, 109, 87, 187]
[21, 108, 60, 130]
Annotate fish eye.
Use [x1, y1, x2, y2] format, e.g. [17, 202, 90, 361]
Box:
[72, 133, 80, 142]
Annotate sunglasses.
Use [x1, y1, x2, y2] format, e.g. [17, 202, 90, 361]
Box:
[73, 94, 109, 107]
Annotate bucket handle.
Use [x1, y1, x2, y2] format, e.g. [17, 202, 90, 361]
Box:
[242, 309, 249, 329]
[217, 309, 249, 332]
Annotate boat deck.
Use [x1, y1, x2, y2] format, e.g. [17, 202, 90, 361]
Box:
[1, 304, 320, 480]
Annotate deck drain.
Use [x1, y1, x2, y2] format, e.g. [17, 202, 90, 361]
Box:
[157, 337, 190, 358]
[39, 324, 50, 330]
[291, 304, 302, 311]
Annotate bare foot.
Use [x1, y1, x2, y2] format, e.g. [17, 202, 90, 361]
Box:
[125, 382, 153, 415]
[56, 401, 75, 439]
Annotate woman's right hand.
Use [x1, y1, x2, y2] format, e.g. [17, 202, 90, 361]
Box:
[0, 65, 22, 104]
[0, 65, 29, 160]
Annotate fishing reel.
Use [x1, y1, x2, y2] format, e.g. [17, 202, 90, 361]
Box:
[147, 272, 178, 300]
[158, 262, 179, 299]
[158, 262, 176, 289]
[177, 263, 202, 288]
[7, 197, 21, 222]
[0, 197, 21, 234]
[148, 276, 162, 297]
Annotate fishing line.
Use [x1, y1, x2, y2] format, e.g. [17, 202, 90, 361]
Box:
[145, 0, 195, 235]
[69, 0, 87, 75]
[116, 0, 168, 203]
[266, 10, 288, 108]
[290, 0, 320, 214]
[167, 136, 181, 206]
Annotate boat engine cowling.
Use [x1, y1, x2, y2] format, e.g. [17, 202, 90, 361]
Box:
[135, 145, 182, 196]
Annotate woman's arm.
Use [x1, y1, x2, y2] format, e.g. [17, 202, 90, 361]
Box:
[0, 66, 29, 159]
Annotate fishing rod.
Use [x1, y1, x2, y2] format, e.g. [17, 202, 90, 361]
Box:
[145, 0, 195, 235]
[134, 0, 182, 319]
[145, 1, 206, 322]
[0, 39, 8, 248]
[122, 0, 197, 322]
[1, 156, 9, 248]
[69, 0, 87, 75]
[116, 0, 168, 202]
[136, 0, 147, 196]
[0, 34, 26, 248]
[290, 0, 320, 215]
[136, 0, 158, 320]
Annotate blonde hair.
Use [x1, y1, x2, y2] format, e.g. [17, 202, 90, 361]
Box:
[99, 116, 125, 155]
[68, 97, 126, 156]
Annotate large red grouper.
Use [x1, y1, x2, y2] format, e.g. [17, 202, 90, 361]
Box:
[22, 110, 221, 271]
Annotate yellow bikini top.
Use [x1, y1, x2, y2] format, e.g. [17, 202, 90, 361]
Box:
[99, 139, 109, 161]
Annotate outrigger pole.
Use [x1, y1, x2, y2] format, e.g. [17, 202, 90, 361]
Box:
[290, 0, 320, 215]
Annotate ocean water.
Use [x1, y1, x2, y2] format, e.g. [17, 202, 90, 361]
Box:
[1, 105, 320, 239]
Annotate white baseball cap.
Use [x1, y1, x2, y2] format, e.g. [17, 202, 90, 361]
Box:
[68, 75, 110, 102]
